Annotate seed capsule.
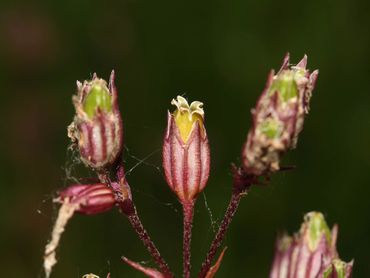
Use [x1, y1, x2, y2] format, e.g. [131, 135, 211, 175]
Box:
[162, 96, 210, 203]
[59, 183, 116, 215]
[68, 71, 123, 169]
[270, 212, 353, 278]
[242, 54, 318, 176]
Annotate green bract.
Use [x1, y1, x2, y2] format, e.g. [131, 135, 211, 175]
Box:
[83, 84, 112, 118]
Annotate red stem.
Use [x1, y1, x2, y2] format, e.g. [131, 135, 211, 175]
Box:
[198, 189, 246, 278]
[112, 163, 174, 277]
[183, 201, 195, 278]
[126, 206, 174, 278]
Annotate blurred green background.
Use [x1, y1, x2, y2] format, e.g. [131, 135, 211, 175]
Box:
[0, 0, 369, 277]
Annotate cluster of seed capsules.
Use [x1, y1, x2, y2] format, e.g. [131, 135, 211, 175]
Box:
[63, 54, 318, 209]
[57, 54, 352, 278]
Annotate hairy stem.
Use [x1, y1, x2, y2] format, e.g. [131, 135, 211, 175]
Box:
[198, 189, 246, 278]
[113, 163, 173, 277]
[183, 201, 195, 278]
[126, 206, 173, 278]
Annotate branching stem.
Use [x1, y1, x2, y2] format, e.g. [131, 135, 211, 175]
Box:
[113, 163, 174, 277]
[198, 189, 247, 278]
[126, 206, 174, 278]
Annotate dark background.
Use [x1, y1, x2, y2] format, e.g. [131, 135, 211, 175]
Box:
[0, 0, 369, 277]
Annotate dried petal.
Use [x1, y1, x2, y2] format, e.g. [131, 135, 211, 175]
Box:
[44, 200, 79, 278]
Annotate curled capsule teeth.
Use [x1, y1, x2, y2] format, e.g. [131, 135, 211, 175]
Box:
[162, 96, 210, 204]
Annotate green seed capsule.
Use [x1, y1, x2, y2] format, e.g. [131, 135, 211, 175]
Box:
[83, 84, 112, 118]
[269, 71, 298, 102]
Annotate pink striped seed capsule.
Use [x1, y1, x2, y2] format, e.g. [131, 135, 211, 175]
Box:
[270, 212, 353, 278]
[59, 183, 116, 215]
[242, 54, 318, 176]
[162, 96, 210, 203]
[68, 71, 123, 169]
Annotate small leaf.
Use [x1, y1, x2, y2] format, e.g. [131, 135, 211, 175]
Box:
[121, 256, 165, 278]
[205, 247, 227, 278]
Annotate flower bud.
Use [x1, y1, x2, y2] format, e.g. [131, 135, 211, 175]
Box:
[68, 71, 123, 169]
[59, 183, 116, 215]
[162, 96, 210, 203]
[242, 54, 318, 176]
[270, 212, 353, 278]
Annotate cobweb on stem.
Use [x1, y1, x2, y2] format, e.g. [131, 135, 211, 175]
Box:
[42, 143, 184, 277]
[202, 192, 218, 233]
[123, 145, 181, 215]
[42, 105, 220, 275]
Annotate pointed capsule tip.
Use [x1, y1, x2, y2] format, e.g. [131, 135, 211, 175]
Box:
[76, 81, 82, 90]
[165, 111, 173, 139]
[110, 70, 115, 83]
[279, 53, 290, 72]
[262, 70, 275, 94]
[109, 70, 116, 92]
[296, 54, 308, 69]
[331, 224, 338, 250]
[311, 69, 319, 79]
[309, 70, 319, 90]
